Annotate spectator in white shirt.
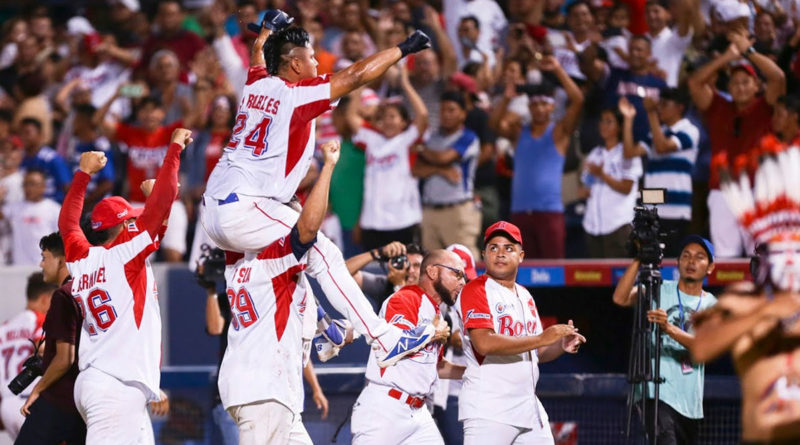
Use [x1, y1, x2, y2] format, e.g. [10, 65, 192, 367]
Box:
[0, 169, 60, 265]
[581, 108, 643, 258]
[645, 0, 704, 87]
[456, 16, 497, 69]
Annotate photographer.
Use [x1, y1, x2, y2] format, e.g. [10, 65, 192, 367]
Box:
[346, 242, 427, 305]
[612, 235, 717, 444]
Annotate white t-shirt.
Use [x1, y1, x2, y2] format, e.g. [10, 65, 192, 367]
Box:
[456, 275, 549, 430]
[0, 310, 44, 399]
[205, 67, 337, 203]
[582, 143, 643, 235]
[648, 27, 692, 88]
[353, 123, 422, 231]
[218, 226, 313, 414]
[4, 199, 60, 266]
[363, 285, 443, 397]
[64, 62, 131, 117]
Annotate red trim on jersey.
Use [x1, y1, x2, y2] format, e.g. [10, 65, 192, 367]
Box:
[124, 247, 151, 328]
[252, 202, 388, 352]
[246, 66, 268, 85]
[460, 276, 494, 330]
[257, 234, 293, 260]
[225, 251, 245, 265]
[272, 264, 304, 341]
[384, 285, 425, 329]
[33, 311, 46, 342]
[286, 99, 330, 177]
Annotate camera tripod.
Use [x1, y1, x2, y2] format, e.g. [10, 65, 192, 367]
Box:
[625, 262, 664, 445]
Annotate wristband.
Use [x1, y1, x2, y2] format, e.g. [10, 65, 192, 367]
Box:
[744, 46, 756, 57]
[370, 249, 380, 261]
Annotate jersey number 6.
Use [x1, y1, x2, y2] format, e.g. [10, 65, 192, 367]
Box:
[225, 113, 273, 156]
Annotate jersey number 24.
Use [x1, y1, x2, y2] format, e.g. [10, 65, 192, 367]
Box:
[226, 113, 273, 156]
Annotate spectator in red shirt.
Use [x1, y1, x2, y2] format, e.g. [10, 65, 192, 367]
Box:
[688, 29, 786, 257]
[138, 1, 206, 78]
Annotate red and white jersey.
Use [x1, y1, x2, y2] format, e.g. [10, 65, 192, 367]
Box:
[0, 310, 45, 398]
[205, 66, 337, 203]
[364, 285, 442, 397]
[455, 275, 546, 429]
[353, 123, 422, 231]
[218, 226, 314, 413]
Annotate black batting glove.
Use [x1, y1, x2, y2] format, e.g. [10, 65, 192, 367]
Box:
[246, 9, 295, 33]
[397, 30, 432, 57]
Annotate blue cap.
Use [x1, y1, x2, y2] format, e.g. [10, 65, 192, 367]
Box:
[680, 235, 714, 263]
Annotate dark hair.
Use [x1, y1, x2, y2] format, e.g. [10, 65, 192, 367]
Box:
[461, 61, 483, 77]
[73, 103, 97, 119]
[237, 0, 256, 8]
[660, 87, 689, 110]
[264, 27, 311, 75]
[20, 117, 43, 132]
[777, 94, 800, 125]
[566, 0, 591, 15]
[0, 109, 12, 124]
[377, 102, 410, 124]
[81, 213, 114, 246]
[600, 106, 624, 138]
[26, 272, 56, 301]
[24, 168, 46, 180]
[406, 243, 428, 256]
[39, 231, 64, 257]
[441, 91, 467, 110]
[460, 15, 480, 29]
[519, 82, 556, 98]
[629, 34, 652, 48]
[139, 96, 163, 110]
[17, 72, 44, 98]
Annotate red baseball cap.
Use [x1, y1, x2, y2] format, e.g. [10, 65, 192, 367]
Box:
[447, 244, 478, 280]
[484, 221, 523, 245]
[731, 62, 757, 79]
[91, 196, 143, 230]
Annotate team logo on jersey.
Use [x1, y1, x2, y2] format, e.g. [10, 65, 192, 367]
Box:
[127, 222, 139, 232]
[466, 309, 491, 320]
[496, 303, 505, 314]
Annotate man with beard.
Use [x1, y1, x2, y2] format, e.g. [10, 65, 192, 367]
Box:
[350, 249, 466, 444]
[613, 235, 717, 444]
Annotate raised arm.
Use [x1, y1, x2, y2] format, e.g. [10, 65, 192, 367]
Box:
[548, 56, 585, 151]
[420, 5, 457, 78]
[58, 152, 107, 256]
[399, 64, 428, 136]
[489, 81, 522, 142]
[688, 44, 740, 111]
[619, 98, 648, 158]
[296, 140, 340, 244]
[249, 10, 295, 67]
[136, 129, 191, 238]
[330, 31, 431, 100]
[729, 31, 786, 105]
[613, 260, 640, 307]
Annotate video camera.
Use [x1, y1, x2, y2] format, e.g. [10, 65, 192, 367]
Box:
[196, 244, 226, 286]
[629, 189, 666, 266]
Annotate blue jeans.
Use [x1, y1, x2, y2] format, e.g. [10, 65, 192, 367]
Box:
[212, 403, 239, 445]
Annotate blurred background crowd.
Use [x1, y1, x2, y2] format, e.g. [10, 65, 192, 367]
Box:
[0, 0, 798, 268]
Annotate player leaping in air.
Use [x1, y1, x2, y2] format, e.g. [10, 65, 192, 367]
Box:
[202, 10, 434, 367]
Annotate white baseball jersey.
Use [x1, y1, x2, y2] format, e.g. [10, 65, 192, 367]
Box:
[218, 226, 314, 414]
[353, 123, 422, 231]
[4, 199, 61, 266]
[456, 275, 547, 429]
[0, 310, 44, 398]
[364, 285, 443, 397]
[205, 66, 337, 203]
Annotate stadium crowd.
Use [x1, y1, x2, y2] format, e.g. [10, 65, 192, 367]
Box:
[0, 0, 799, 267]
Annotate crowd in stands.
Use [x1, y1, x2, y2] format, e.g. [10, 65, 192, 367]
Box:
[0, 0, 799, 266]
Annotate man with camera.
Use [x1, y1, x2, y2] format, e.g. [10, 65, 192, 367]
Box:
[612, 235, 717, 444]
[347, 241, 427, 305]
[0, 272, 54, 440]
[16, 232, 86, 444]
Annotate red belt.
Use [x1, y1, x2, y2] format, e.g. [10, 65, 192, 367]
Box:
[388, 388, 426, 409]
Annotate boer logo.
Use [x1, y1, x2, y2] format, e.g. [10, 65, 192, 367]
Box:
[466, 309, 491, 320]
[495, 302, 505, 314]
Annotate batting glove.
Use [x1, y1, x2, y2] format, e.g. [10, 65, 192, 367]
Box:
[397, 30, 432, 57]
[246, 9, 295, 34]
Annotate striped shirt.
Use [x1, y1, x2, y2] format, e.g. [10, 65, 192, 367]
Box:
[639, 118, 699, 221]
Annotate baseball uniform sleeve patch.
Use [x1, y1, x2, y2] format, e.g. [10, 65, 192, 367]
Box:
[460, 278, 494, 330]
[384, 288, 423, 329]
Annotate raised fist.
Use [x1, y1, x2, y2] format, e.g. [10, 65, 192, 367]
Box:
[79, 151, 107, 175]
[397, 30, 432, 57]
[321, 140, 340, 166]
[170, 128, 193, 150]
[140, 179, 156, 198]
[247, 9, 294, 33]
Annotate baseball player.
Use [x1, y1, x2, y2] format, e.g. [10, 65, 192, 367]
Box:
[218, 139, 347, 444]
[201, 10, 435, 367]
[456, 221, 587, 444]
[58, 128, 191, 444]
[0, 272, 53, 439]
[351, 249, 465, 444]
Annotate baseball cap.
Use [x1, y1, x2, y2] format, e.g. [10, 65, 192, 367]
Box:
[484, 221, 523, 245]
[680, 235, 715, 263]
[447, 244, 478, 280]
[731, 61, 758, 79]
[91, 196, 143, 231]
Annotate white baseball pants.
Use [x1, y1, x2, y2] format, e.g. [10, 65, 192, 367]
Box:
[74, 367, 154, 445]
[463, 417, 554, 445]
[351, 383, 443, 445]
[201, 195, 394, 352]
[226, 399, 311, 445]
[0, 393, 25, 439]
